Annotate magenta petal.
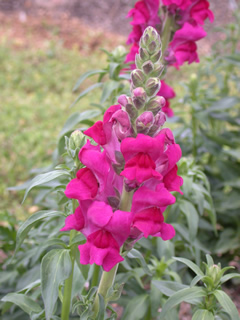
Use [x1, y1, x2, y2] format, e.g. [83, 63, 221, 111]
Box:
[87, 201, 113, 228]
[103, 104, 121, 123]
[61, 206, 85, 232]
[78, 230, 123, 271]
[121, 134, 165, 162]
[157, 222, 175, 240]
[132, 183, 176, 213]
[84, 121, 107, 145]
[133, 207, 164, 237]
[121, 153, 162, 184]
[65, 168, 98, 200]
[163, 165, 183, 194]
[106, 210, 133, 245]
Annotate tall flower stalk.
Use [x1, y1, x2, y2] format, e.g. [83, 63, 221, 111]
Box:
[61, 26, 183, 317]
[126, 0, 214, 116]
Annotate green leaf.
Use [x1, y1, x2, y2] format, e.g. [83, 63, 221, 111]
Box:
[220, 273, 240, 284]
[206, 254, 214, 267]
[2, 292, 42, 315]
[179, 199, 199, 241]
[121, 294, 149, 320]
[22, 170, 70, 203]
[159, 287, 206, 320]
[152, 280, 188, 297]
[100, 80, 120, 104]
[16, 210, 64, 252]
[213, 290, 240, 320]
[70, 82, 103, 108]
[204, 97, 238, 113]
[174, 257, 204, 276]
[192, 309, 214, 320]
[59, 109, 102, 137]
[41, 249, 72, 320]
[96, 294, 105, 320]
[73, 69, 106, 92]
[127, 248, 152, 276]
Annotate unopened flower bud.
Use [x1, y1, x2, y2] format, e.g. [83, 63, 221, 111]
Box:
[139, 47, 150, 61]
[146, 96, 166, 115]
[118, 94, 131, 107]
[207, 264, 221, 285]
[112, 110, 132, 140]
[141, 26, 160, 48]
[126, 103, 138, 119]
[151, 50, 161, 63]
[111, 45, 126, 59]
[145, 78, 160, 97]
[148, 111, 166, 136]
[136, 111, 154, 134]
[135, 54, 143, 69]
[151, 62, 164, 77]
[132, 87, 147, 109]
[131, 69, 145, 87]
[148, 41, 157, 54]
[69, 130, 85, 150]
[142, 60, 154, 75]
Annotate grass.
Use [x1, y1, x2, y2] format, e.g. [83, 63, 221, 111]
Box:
[0, 39, 108, 218]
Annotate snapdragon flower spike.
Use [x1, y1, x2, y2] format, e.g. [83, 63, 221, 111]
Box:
[126, 0, 214, 114]
[61, 27, 182, 272]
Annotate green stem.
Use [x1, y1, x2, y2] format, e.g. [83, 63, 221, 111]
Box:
[61, 199, 78, 320]
[61, 229, 76, 320]
[92, 264, 118, 316]
[91, 264, 100, 288]
[92, 187, 133, 316]
[161, 14, 173, 57]
[192, 107, 197, 159]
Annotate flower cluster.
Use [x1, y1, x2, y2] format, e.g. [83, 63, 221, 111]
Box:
[61, 27, 183, 272]
[126, 0, 214, 116]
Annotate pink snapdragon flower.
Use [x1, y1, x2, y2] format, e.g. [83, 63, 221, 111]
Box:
[166, 22, 207, 68]
[127, 0, 160, 44]
[84, 105, 132, 162]
[120, 131, 183, 193]
[162, 0, 191, 10]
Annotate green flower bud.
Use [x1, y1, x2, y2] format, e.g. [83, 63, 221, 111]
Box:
[146, 96, 166, 115]
[151, 50, 162, 63]
[111, 45, 127, 60]
[207, 264, 221, 285]
[135, 53, 143, 69]
[69, 130, 85, 150]
[126, 102, 138, 119]
[141, 26, 160, 47]
[139, 47, 150, 61]
[150, 62, 164, 77]
[145, 77, 160, 97]
[131, 69, 145, 87]
[142, 60, 154, 75]
[132, 87, 147, 110]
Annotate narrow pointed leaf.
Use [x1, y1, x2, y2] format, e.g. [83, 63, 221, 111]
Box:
[159, 287, 206, 320]
[41, 249, 72, 320]
[152, 280, 188, 297]
[71, 82, 103, 108]
[174, 257, 204, 276]
[192, 309, 214, 320]
[16, 210, 64, 252]
[213, 290, 240, 320]
[22, 170, 70, 203]
[2, 293, 42, 314]
[59, 109, 102, 137]
[73, 69, 106, 92]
